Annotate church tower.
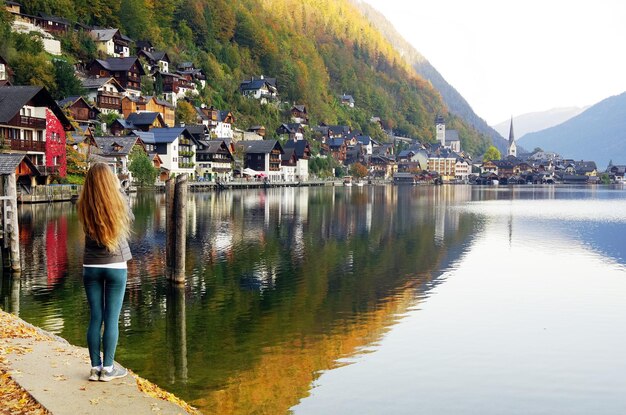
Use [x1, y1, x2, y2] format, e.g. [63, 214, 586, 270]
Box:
[507, 117, 517, 157]
[435, 115, 446, 147]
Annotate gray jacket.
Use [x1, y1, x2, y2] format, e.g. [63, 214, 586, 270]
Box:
[83, 235, 132, 265]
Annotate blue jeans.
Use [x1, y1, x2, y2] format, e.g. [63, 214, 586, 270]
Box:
[83, 267, 127, 367]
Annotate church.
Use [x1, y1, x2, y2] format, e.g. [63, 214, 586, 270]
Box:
[435, 115, 461, 152]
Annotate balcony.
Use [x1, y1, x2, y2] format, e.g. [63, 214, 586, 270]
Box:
[11, 115, 46, 129]
[36, 165, 60, 175]
[11, 140, 46, 152]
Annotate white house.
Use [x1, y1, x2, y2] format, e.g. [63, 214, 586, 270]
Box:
[90, 28, 132, 57]
[239, 76, 278, 104]
[151, 127, 198, 178]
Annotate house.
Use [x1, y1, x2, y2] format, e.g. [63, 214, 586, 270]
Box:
[154, 71, 195, 104]
[0, 153, 43, 189]
[150, 127, 197, 178]
[6, 3, 62, 55]
[283, 139, 311, 181]
[239, 76, 278, 104]
[236, 140, 284, 180]
[356, 135, 373, 155]
[92, 135, 147, 183]
[195, 140, 234, 182]
[573, 161, 597, 176]
[327, 138, 347, 162]
[290, 105, 308, 124]
[81, 76, 125, 114]
[276, 123, 304, 141]
[326, 125, 351, 140]
[137, 50, 170, 73]
[248, 125, 266, 137]
[121, 95, 175, 127]
[110, 112, 166, 135]
[57, 96, 100, 128]
[281, 147, 298, 182]
[135, 40, 154, 53]
[185, 124, 210, 143]
[194, 106, 235, 139]
[606, 164, 626, 183]
[35, 12, 71, 34]
[176, 65, 206, 90]
[340, 94, 355, 108]
[370, 154, 396, 179]
[427, 148, 459, 182]
[87, 57, 145, 96]
[90, 28, 133, 57]
[0, 55, 13, 86]
[0, 86, 73, 179]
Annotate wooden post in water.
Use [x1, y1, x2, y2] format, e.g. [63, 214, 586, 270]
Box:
[4, 173, 20, 273]
[166, 174, 187, 284]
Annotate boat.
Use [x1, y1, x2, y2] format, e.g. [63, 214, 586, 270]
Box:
[343, 176, 353, 187]
[355, 180, 364, 187]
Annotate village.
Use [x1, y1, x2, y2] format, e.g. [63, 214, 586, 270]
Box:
[0, 0, 623, 198]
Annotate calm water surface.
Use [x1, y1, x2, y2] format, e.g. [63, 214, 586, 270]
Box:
[2, 185, 626, 414]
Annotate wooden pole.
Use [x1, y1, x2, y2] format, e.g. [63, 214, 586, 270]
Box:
[6, 173, 20, 273]
[165, 178, 175, 270]
[172, 174, 187, 284]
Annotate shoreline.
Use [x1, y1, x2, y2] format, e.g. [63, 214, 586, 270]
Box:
[0, 309, 199, 415]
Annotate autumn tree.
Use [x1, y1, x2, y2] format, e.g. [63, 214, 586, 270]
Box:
[349, 162, 368, 178]
[176, 101, 197, 125]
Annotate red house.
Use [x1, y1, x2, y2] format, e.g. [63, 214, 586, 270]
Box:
[0, 86, 74, 180]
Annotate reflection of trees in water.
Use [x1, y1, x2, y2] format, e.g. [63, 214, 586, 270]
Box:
[5, 187, 479, 415]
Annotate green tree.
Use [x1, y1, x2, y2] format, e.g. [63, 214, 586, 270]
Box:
[10, 53, 56, 91]
[128, 147, 158, 186]
[52, 59, 85, 100]
[483, 145, 501, 162]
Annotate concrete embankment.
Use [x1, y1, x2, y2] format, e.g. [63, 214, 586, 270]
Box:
[0, 309, 199, 415]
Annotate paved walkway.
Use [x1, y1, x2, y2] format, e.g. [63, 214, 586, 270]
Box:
[0, 310, 197, 415]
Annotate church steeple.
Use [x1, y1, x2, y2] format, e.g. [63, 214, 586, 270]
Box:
[507, 116, 517, 157]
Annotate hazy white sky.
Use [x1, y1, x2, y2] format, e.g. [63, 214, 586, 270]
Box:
[364, 0, 626, 125]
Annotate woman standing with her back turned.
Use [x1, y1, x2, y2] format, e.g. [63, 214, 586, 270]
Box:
[77, 162, 132, 382]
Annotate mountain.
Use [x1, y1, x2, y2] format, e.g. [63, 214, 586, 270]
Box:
[4, 0, 493, 155]
[352, 0, 507, 153]
[517, 92, 626, 168]
[492, 107, 587, 139]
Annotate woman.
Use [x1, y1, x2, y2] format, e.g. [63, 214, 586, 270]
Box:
[77, 163, 132, 382]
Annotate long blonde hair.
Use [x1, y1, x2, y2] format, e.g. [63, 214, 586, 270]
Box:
[77, 162, 131, 251]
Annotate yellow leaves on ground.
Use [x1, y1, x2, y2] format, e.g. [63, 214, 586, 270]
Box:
[0, 369, 50, 415]
[134, 373, 201, 415]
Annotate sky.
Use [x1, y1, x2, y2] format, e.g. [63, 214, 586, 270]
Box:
[363, 0, 626, 126]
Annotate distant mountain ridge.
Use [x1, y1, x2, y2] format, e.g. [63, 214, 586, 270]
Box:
[492, 107, 588, 139]
[354, 0, 509, 153]
[517, 92, 626, 168]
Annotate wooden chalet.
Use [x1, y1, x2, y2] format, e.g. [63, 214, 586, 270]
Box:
[121, 96, 175, 127]
[290, 105, 308, 124]
[82, 76, 125, 113]
[57, 96, 100, 127]
[87, 57, 145, 96]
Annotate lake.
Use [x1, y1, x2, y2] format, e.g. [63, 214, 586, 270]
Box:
[2, 185, 626, 414]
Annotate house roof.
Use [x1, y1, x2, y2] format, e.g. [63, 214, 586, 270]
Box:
[218, 110, 232, 122]
[0, 154, 40, 175]
[291, 104, 306, 112]
[239, 77, 277, 91]
[90, 28, 119, 41]
[151, 127, 193, 144]
[81, 76, 126, 91]
[356, 135, 372, 146]
[56, 96, 82, 108]
[0, 86, 73, 130]
[283, 139, 310, 158]
[341, 94, 354, 102]
[329, 138, 346, 147]
[129, 130, 155, 144]
[92, 57, 145, 74]
[94, 136, 141, 156]
[184, 124, 208, 140]
[237, 140, 283, 154]
[126, 112, 163, 126]
[445, 130, 460, 141]
[37, 12, 70, 26]
[200, 140, 232, 156]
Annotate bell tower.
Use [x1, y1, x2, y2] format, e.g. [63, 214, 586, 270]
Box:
[507, 117, 517, 157]
[435, 115, 445, 146]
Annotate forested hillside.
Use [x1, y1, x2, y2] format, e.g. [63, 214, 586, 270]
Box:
[2, 0, 492, 155]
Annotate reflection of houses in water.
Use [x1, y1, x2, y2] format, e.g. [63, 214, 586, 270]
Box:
[432, 186, 470, 246]
[46, 217, 68, 287]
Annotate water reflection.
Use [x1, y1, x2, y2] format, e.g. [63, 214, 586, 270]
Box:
[6, 186, 625, 414]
